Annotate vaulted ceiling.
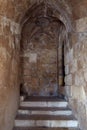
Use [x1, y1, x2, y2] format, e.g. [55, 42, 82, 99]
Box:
[18, 0, 87, 47]
[13, 0, 87, 22]
[1, 0, 87, 23]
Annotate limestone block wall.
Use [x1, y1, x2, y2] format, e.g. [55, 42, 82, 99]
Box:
[21, 24, 59, 96]
[1, 1, 87, 130]
[0, 15, 21, 130]
[65, 17, 87, 130]
[0, 1, 68, 129]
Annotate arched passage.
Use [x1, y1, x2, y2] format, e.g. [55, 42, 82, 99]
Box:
[20, 1, 68, 97]
[1, 1, 87, 130]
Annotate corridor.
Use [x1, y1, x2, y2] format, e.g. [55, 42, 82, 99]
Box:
[0, 0, 87, 130]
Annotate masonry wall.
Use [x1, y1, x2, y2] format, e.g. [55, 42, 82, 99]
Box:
[65, 17, 87, 130]
[0, 15, 20, 130]
[0, 1, 87, 130]
[21, 22, 60, 96]
[0, 1, 65, 129]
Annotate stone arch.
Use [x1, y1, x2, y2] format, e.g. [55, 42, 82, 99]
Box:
[19, 1, 69, 96]
[20, 0, 73, 32]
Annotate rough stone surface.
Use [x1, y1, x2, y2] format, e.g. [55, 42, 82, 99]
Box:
[0, 0, 87, 130]
[65, 23, 87, 130]
[0, 15, 21, 130]
[21, 21, 62, 96]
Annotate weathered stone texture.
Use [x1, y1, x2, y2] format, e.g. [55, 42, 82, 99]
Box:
[21, 22, 59, 96]
[76, 17, 87, 32]
[0, 1, 87, 130]
[65, 19, 87, 130]
[65, 74, 72, 86]
[0, 15, 21, 130]
[65, 64, 69, 75]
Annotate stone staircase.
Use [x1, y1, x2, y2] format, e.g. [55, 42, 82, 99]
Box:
[13, 96, 80, 130]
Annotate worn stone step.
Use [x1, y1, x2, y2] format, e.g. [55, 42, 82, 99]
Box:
[20, 101, 68, 108]
[15, 120, 78, 128]
[18, 109, 72, 116]
[15, 115, 78, 128]
[13, 127, 80, 130]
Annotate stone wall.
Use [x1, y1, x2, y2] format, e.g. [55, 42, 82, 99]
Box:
[65, 17, 87, 130]
[0, 1, 67, 129]
[0, 15, 20, 130]
[0, 1, 87, 130]
[20, 22, 60, 96]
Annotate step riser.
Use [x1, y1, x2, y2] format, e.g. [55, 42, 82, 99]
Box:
[15, 120, 78, 128]
[20, 102, 68, 108]
[18, 110, 72, 116]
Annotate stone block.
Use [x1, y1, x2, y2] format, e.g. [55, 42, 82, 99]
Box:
[65, 74, 72, 86]
[65, 86, 72, 97]
[71, 59, 77, 73]
[15, 120, 35, 127]
[20, 101, 68, 108]
[71, 33, 78, 46]
[65, 52, 69, 65]
[29, 53, 37, 63]
[74, 72, 86, 87]
[65, 64, 69, 75]
[36, 120, 50, 127]
[69, 48, 73, 63]
[76, 17, 87, 32]
[72, 85, 86, 101]
[18, 109, 72, 116]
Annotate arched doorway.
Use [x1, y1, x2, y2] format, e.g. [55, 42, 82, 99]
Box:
[20, 2, 67, 97]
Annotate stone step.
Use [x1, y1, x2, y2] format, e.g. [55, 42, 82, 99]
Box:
[14, 97, 79, 129]
[15, 115, 78, 128]
[20, 101, 68, 108]
[13, 127, 80, 130]
[18, 109, 72, 116]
